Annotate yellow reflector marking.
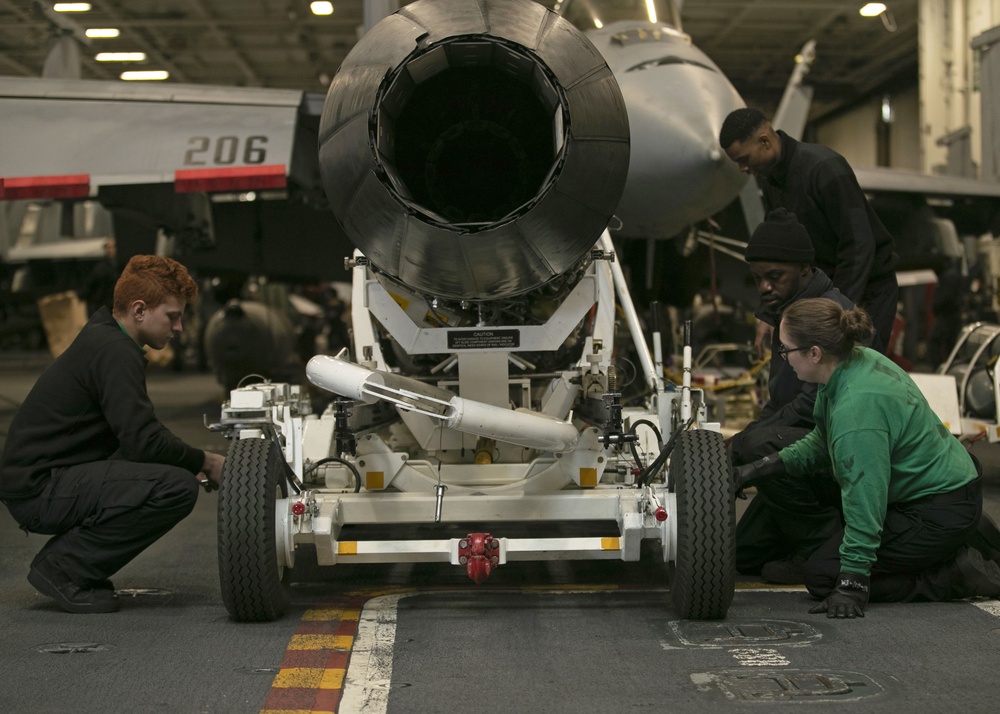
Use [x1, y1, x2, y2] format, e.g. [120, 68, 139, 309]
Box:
[601, 537, 620, 550]
[272, 667, 345, 689]
[287, 634, 354, 651]
[301, 608, 361, 621]
[366, 472, 384, 490]
[338, 542, 358, 555]
[579, 467, 598, 488]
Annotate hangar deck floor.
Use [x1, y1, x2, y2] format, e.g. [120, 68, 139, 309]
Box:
[1, 352, 999, 713]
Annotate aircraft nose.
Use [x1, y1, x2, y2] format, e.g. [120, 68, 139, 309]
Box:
[610, 64, 748, 239]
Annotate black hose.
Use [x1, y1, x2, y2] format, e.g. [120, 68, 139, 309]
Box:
[626, 418, 664, 473]
[262, 424, 303, 495]
[629, 418, 663, 447]
[629, 441, 646, 472]
[637, 416, 694, 488]
[305, 456, 362, 493]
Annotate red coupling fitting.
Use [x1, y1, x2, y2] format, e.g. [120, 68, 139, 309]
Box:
[458, 532, 500, 584]
[291, 501, 306, 516]
[654, 506, 668, 522]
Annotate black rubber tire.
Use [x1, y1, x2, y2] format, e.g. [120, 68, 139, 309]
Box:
[218, 437, 290, 622]
[669, 429, 736, 620]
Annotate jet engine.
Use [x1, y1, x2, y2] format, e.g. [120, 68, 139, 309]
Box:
[317, 0, 629, 300]
[213, 0, 734, 625]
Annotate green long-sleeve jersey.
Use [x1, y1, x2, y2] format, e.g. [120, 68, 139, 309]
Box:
[779, 347, 976, 576]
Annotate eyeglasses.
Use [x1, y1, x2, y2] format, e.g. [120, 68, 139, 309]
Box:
[777, 344, 811, 361]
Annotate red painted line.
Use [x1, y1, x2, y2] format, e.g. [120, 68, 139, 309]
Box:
[261, 594, 369, 714]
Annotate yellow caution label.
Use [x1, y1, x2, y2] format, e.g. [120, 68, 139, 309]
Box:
[338, 542, 358, 555]
[388, 291, 410, 310]
[579, 467, 598, 488]
[366, 472, 384, 490]
[423, 311, 449, 327]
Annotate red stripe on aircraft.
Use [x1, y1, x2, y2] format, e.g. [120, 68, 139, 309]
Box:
[174, 164, 287, 193]
[0, 174, 90, 200]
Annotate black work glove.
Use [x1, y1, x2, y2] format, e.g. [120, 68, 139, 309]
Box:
[808, 572, 870, 619]
[732, 453, 784, 496]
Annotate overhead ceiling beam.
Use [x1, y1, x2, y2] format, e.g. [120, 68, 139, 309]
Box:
[0, 50, 38, 76]
[93, 0, 191, 82]
[182, 0, 260, 86]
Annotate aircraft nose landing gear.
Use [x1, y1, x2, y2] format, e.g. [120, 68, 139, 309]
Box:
[459, 534, 501, 584]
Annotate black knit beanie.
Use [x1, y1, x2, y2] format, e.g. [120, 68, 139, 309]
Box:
[744, 207, 815, 263]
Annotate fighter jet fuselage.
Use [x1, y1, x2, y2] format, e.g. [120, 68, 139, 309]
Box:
[557, 2, 748, 241]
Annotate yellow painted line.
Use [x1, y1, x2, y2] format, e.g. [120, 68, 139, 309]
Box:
[301, 608, 361, 621]
[287, 634, 354, 651]
[735, 582, 808, 591]
[522, 584, 620, 592]
[261, 710, 334, 714]
[338, 542, 358, 555]
[600, 537, 620, 550]
[272, 668, 345, 689]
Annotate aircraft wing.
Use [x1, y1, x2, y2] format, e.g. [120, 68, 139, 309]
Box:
[855, 167, 1000, 199]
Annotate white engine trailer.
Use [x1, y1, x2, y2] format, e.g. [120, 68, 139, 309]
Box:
[211, 0, 735, 623]
[214, 233, 734, 622]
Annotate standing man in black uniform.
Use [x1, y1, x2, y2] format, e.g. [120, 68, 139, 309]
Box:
[731, 208, 853, 583]
[719, 108, 899, 355]
[0, 255, 225, 614]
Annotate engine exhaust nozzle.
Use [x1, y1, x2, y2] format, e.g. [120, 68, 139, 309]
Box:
[318, 0, 630, 301]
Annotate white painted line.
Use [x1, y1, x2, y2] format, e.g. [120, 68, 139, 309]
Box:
[341, 593, 407, 714]
[341, 587, 1000, 711]
[972, 598, 1000, 618]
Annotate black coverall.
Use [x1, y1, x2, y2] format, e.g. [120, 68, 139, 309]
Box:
[762, 131, 899, 355]
[0, 307, 203, 587]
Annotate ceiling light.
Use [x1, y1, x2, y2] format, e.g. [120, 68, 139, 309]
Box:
[310, 1, 334, 16]
[859, 3, 887, 17]
[644, 0, 657, 24]
[96, 52, 147, 62]
[120, 70, 169, 81]
[881, 95, 894, 123]
[53, 3, 91, 11]
[860, 3, 897, 31]
[86, 28, 120, 38]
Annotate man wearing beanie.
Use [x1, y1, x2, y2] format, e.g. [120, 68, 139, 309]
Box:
[732, 208, 854, 584]
[719, 108, 898, 355]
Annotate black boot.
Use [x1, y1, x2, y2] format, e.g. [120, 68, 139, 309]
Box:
[968, 513, 1000, 564]
[955, 547, 1000, 598]
[28, 565, 120, 614]
[761, 556, 806, 584]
